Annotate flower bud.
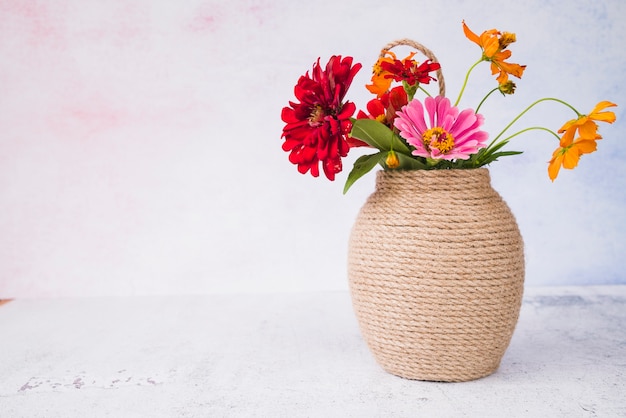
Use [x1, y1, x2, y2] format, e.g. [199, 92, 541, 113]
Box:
[498, 81, 517, 95]
[385, 150, 400, 169]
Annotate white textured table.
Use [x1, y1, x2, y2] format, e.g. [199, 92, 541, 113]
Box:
[1, 286, 625, 417]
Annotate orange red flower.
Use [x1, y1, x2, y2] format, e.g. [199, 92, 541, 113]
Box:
[366, 51, 440, 97]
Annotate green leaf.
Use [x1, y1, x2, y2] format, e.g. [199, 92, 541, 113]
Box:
[486, 150, 523, 162]
[475, 139, 523, 165]
[343, 152, 385, 194]
[350, 119, 411, 154]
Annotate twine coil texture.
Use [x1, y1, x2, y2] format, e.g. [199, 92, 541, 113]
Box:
[348, 169, 525, 382]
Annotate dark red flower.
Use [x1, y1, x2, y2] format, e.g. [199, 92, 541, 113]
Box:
[380, 58, 441, 86]
[281, 56, 362, 180]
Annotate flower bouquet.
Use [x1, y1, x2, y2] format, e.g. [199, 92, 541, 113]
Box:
[279, 22, 617, 382]
[280, 21, 617, 192]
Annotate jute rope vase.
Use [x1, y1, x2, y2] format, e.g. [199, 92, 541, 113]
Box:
[348, 168, 525, 382]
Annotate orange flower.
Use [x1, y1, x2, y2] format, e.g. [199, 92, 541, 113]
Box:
[548, 138, 598, 181]
[366, 51, 397, 97]
[558, 101, 617, 146]
[462, 21, 526, 84]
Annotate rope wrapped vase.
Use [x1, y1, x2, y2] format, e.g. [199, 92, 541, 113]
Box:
[348, 169, 525, 381]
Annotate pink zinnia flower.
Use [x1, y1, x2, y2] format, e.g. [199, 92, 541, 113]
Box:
[394, 96, 488, 160]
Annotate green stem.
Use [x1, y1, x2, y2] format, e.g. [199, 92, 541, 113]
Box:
[419, 85, 433, 98]
[487, 97, 581, 149]
[475, 87, 499, 113]
[454, 58, 483, 107]
[500, 126, 561, 143]
[403, 80, 418, 101]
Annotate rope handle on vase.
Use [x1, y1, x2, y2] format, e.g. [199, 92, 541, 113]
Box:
[379, 39, 446, 97]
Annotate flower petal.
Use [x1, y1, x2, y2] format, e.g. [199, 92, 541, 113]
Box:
[590, 100, 617, 116]
[462, 20, 482, 46]
[548, 150, 564, 181]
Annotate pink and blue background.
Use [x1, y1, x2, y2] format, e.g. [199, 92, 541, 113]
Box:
[1, 0, 624, 298]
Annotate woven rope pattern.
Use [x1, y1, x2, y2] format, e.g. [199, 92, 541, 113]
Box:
[380, 39, 446, 97]
[347, 169, 525, 382]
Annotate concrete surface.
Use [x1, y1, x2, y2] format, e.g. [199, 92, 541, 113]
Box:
[0, 286, 624, 417]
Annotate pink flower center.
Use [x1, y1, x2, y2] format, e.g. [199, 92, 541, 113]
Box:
[423, 127, 455, 154]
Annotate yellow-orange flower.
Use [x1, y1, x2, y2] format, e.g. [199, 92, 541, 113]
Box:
[366, 51, 397, 97]
[462, 21, 526, 84]
[558, 101, 617, 146]
[548, 138, 598, 181]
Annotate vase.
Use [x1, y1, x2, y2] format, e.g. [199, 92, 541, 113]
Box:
[347, 168, 525, 382]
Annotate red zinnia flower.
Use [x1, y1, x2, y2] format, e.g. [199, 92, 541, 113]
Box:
[281, 56, 362, 180]
[366, 51, 441, 98]
[380, 58, 441, 86]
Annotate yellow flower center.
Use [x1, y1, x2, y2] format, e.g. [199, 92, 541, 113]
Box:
[308, 105, 326, 127]
[371, 51, 397, 75]
[375, 114, 387, 124]
[423, 127, 455, 154]
[499, 32, 517, 49]
[372, 60, 385, 76]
